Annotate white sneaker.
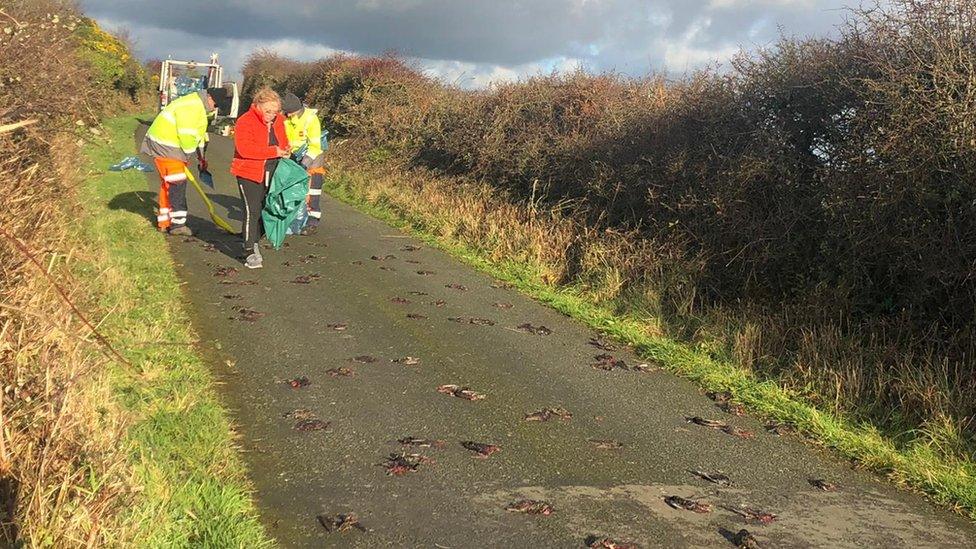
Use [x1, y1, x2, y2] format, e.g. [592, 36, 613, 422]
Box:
[244, 245, 263, 269]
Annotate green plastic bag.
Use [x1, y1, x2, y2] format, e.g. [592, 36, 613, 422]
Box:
[261, 158, 309, 249]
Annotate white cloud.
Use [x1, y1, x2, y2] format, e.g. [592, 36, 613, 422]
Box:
[86, 0, 850, 88]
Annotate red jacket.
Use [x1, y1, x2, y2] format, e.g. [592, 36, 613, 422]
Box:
[231, 103, 290, 183]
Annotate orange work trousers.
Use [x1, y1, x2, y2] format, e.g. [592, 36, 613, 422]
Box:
[153, 157, 189, 230]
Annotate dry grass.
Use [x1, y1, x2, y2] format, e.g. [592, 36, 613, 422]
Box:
[0, 130, 133, 546]
[0, 1, 142, 545]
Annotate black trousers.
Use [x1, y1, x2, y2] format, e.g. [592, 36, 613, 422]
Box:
[237, 178, 267, 250]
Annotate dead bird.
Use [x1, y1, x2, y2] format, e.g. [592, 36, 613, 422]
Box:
[397, 436, 445, 448]
[380, 452, 431, 476]
[685, 416, 754, 439]
[588, 439, 625, 450]
[290, 274, 321, 284]
[350, 355, 377, 364]
[524, 407, 573, 422]
[591, 353, 627, 371]
[218, 279, 257, 286]
[232, 307, 265, 322]
[390, 296, 411, 304]
[517, 323, 553, 336]
[664, 495, 713, 513]
[437, 384, 486, 401]
[631, 362, 663, 373]
[285, 376, 310, 389]
[317, 513, 366, 533]
[391, 356, 421, 365]
[370, 254, 397, 261]
[449, 317, 496, 326]
[461, 441, 501, 459]
[505, 499, 554, 516]
[689, 469, 732, 486]
[585, 535, 641, 549]
[808, 478, 837, 491]
[294, 418, 330, 432]
[401, 245, 422, 251]
[327, 322, 348, 331]
[726, 507, 777, 525]
[445, 283, 468, 291]
[406, 313, 428, 319]
[588, 337, 617, 351]
[732, 529, 760, 549]
[493, 302, 514, 309]
[283, 408, 316, 421]
[326, 367, 355, 377]
[213, 266, 238, 278]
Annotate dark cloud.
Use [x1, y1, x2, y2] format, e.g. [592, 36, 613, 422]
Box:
[83, 0, 851, 85]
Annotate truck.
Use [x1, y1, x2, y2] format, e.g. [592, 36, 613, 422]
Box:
[157, 53, 239, 121]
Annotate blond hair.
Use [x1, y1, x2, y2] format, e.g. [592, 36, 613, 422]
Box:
[252, 87, 281, 108]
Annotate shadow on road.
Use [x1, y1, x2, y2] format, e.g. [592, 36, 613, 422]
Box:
[209, 192, 245, 223]
[108, 190, 243, 261]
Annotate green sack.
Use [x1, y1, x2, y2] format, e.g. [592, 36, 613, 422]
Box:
[261, 158, 309, 249]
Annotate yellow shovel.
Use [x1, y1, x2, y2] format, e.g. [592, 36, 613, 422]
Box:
[183, 167, 239, 235]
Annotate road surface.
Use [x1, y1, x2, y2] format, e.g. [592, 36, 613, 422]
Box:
[129, 124, 976, 548]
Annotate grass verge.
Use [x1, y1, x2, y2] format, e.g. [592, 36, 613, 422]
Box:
[324, 162, 976, 518]
[77, 114, 271, 547]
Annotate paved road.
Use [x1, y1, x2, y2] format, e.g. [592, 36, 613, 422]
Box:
[132, 124, 976, 548]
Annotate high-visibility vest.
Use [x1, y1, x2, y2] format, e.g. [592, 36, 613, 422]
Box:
[146, 92, 209, 155]
[284, 108, 323, 159]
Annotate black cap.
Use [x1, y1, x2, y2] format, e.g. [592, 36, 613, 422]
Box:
[281, 92, 302, 115]
[206, 87, 232, 116]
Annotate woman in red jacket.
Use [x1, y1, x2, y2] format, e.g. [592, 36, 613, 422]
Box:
[231, 87, 290, 268]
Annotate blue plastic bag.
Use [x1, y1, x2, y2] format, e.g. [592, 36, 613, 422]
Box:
[109, 156, 154, 172]
[286, 201, 308, 235]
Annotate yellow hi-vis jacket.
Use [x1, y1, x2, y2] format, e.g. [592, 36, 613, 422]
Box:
[284, 108, 323, 160]
[144, 91, 210, 159]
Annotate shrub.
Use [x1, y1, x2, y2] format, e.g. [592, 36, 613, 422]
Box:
[243, 0, 976, 444]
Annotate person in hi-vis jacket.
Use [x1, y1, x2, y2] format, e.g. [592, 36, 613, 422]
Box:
[140, 87, 231, 236]
[282, 92, 326, 235]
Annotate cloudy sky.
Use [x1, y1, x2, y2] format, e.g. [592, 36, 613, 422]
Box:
[82, 0, 851, 88]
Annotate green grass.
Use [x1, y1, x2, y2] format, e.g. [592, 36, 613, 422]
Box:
[324, 168, 976, 518]
[77, 115, 272, 547]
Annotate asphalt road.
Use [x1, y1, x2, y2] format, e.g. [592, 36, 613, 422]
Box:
[133, 125, 976, 548]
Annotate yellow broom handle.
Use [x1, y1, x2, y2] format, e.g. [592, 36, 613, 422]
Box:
[183, 168, 239, 235]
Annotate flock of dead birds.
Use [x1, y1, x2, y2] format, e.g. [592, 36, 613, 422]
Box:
[201, 240, 842, 548]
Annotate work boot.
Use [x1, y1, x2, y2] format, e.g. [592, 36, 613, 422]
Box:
[244, 244, 263, 269]
[168, 225, 193, 237]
